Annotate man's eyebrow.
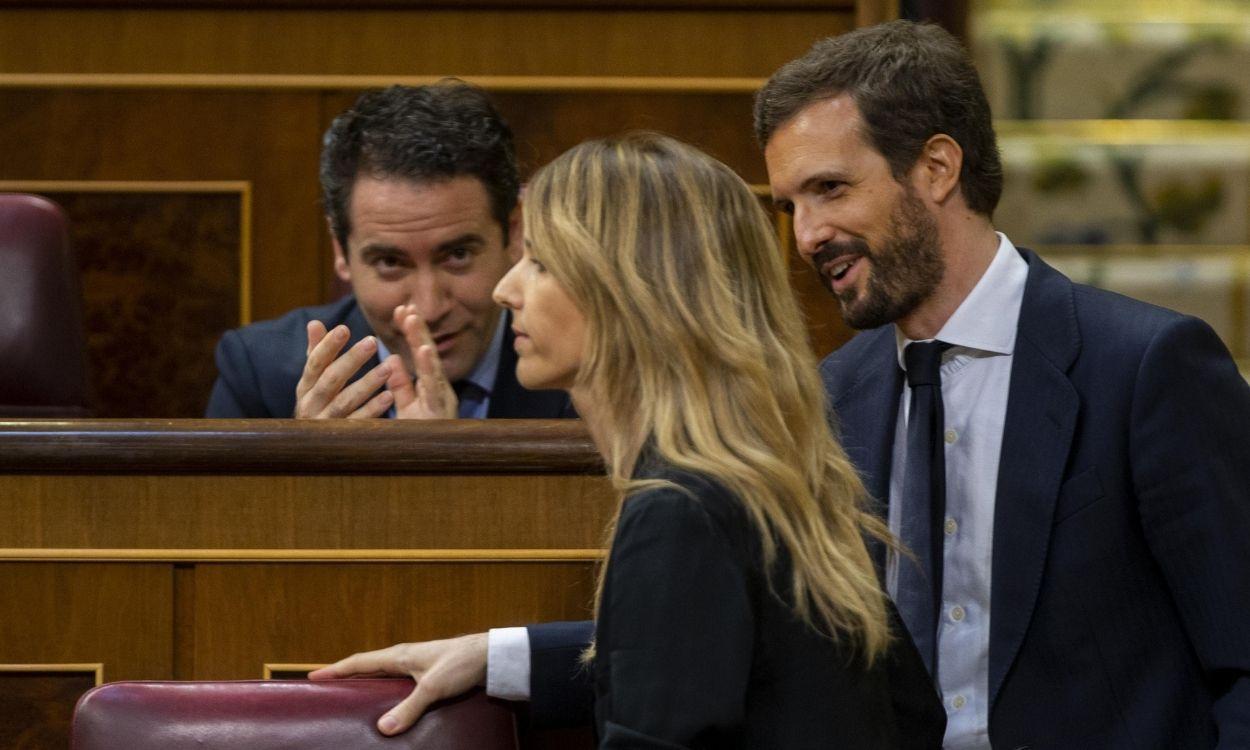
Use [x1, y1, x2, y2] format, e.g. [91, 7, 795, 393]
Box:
[798, 170, 850, 193]
[357, 243, 405, 258]
[434, 234, 486, 253]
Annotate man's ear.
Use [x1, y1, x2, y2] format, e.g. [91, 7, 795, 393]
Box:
[330, 219, 352, 282]
[505, 201, 523, 265]
[912, 134, 963, 205]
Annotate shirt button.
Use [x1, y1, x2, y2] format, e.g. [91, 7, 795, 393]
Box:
[952, 694, 967, 710]
[944, 517, 958, 536]
[950, 605, 966, 622]
[944, 429, 958, 444]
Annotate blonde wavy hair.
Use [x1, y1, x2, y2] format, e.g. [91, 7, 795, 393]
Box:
[524, 133, 892, 661]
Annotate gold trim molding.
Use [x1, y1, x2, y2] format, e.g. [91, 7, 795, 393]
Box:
[996, 120, 1250, 144]
[0, 548, 604, 562]
[0, 663, 104, 686]
[0, 73, 765, 93]
[263, 663, 325, 679]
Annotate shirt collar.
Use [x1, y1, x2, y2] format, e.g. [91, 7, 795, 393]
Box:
[465, 312, 506, 395]
[895, 232, 1029, 368]
[374, 311, 506, 396]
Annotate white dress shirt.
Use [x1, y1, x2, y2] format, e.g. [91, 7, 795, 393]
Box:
[887, 234, 1027, 749]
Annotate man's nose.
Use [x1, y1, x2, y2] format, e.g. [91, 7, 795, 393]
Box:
[792, 204, 831, 262]
[407, 271, 454, 324]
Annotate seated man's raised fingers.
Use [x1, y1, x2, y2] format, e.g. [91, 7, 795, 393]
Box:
[305, 319, 329, 357]
[296, 325, 350, 402]
[297, 335, 381, 418]
[343, 365, 398, 418]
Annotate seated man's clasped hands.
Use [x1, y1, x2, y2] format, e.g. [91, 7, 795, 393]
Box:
[297, 303, 458, 419]
[311, 133, 947, 749]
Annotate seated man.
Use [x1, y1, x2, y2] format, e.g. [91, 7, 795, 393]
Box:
[206, 82, 572, 419]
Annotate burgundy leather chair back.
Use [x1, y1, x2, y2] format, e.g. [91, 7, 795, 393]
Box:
[0, 193, 90, 417]
[72, 680, 520, 750]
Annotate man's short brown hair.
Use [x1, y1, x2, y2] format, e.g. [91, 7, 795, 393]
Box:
[754, 20, 1003, 217]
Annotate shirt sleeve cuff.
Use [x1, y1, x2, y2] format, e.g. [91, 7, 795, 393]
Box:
[486, 626, 532, 701]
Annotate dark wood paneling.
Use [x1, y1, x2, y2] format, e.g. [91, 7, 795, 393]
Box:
[0, 422, 614, 551]
[0, 474, 614, 549]
[495, 90, 766, 182]
[0, 563, 173, 676]
[0, 9, 853, 77]
[193, 563, 595, 678]
[36, 191, 241, 417]
[0, 669, 98, 750]
[2, 0, 851, 8]
[1, 87, 325, 321]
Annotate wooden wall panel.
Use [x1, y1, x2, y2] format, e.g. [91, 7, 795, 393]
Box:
[0, 474, 614, 550]
[191, 563, 595, 679]
[0, 668, 99, 750]
[0, 9, 853, 77]
[1, 88, 324, 322]
[25, 189, 242, 417]
[0, 563, 174, 677]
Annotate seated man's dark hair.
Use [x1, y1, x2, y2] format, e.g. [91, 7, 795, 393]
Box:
[320, 81, 520, 248]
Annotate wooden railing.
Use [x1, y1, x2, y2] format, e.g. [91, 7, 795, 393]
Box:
[0, 419, 610, 748]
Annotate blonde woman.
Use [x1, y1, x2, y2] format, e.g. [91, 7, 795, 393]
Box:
[313, 133, 943, 747]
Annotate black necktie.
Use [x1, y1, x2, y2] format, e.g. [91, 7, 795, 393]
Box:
[897, 340, 952, 676]
[453, 380, 486, 419]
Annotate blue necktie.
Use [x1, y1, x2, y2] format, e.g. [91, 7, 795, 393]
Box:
[897, 340, 951, 676]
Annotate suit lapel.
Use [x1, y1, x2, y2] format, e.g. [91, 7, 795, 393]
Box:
[988, 250, 1081, 707]
[827, 328, 903, 571]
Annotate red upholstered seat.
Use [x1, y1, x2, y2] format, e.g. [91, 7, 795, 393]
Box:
[71, 680, 519, 750]
[0, 193, 90, 417]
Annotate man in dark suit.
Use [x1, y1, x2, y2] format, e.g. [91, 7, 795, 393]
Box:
[206, 82, 571, 420]
[309, 23, 1250, 749]
[754, 20, 1250, 748]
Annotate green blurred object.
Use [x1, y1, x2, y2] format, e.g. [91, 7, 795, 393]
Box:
[1182, 85, 1238, 120]
[1032, 157, 1090, 193]
[1151, 176, 1224, 234]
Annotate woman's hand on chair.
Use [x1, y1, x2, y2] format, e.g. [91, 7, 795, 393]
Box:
[308, 632, 488, 736]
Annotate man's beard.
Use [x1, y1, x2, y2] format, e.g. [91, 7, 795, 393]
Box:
[811, 187, 944, 331]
